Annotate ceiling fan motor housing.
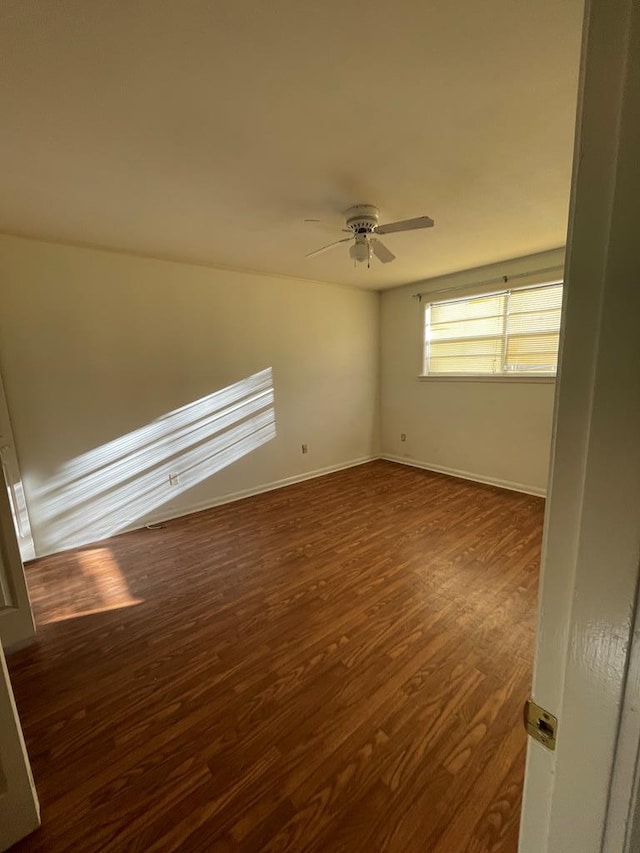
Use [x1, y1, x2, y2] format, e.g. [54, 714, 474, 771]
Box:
[345, 204, 379, 234]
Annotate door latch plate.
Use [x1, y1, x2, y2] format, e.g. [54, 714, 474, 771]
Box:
[524, 699, 557, 750]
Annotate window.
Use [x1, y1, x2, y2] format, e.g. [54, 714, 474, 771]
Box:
[423, 281, 563, 377]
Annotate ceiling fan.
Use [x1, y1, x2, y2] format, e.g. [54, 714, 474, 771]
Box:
[305, 204, 435, 267]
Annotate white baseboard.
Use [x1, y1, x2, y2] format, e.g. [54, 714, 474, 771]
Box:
[30, 452, 543, 559]
[30, 456, 377, 559]
[380, 453, 547, 497]
[3, 634, 37, 655]
[130, 455, 378, 531]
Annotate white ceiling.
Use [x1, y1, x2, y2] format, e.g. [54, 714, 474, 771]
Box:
[0, 0, 583, 290]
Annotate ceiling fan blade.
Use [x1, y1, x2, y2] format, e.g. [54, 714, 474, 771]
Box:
[304, 219, 351, 234]
[375, 215, 434, 235]
[305, 237, 352, 258]
[370, 237, 396, 264]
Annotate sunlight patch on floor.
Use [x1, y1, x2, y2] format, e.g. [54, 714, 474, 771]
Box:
[31, 547, 144, 625]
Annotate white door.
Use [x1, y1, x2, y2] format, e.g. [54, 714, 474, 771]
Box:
[519, 0, 640, 850]
[0, 641, 40, 851]
[0, 383, 39, 847]
[0, 371, 36, 650]
[0, 373, 35, 564]
[0, 467, 35, 651]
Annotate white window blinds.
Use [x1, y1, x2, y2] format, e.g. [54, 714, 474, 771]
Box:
[424, 281, 563, 376]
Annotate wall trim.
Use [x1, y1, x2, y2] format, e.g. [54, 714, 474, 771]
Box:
[30, 456, 377, 559]
[380, 453, 547, 497]
[3, 634, 37, 656]
[140, 456, 377, 529]
[29, 452, 546, 560]
[134, 456, 378, 536]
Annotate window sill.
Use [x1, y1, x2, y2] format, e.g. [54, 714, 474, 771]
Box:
[417, 375, 556, 384]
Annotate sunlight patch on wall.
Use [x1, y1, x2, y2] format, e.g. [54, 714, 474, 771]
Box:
[30, 547, 143, 624]
[33, 368, 276, 553]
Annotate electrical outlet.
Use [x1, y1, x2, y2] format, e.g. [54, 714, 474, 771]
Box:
[169, 472, 179, 486]
[301, 444, 308, 454]
[400, 433, 407, 442]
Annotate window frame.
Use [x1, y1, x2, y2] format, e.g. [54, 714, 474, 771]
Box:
[420, 279, 563, 381]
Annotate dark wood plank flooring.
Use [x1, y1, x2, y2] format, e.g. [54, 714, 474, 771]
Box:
[7, 460, 544, 852]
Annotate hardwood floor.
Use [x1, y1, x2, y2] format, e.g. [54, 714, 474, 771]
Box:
[6, 460, 544, 852]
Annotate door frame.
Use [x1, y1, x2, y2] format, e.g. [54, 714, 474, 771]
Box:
[0, 372, 35, 564]
[519, 0, 640, 849]
[0, 470, 36, 651]
[0, 640, 40, 851]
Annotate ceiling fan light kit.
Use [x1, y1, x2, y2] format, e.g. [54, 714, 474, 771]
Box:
[349, 235, 371, 264]
[305, 204, 435, 267]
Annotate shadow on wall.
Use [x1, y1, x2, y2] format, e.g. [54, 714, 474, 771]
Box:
[33, 368, 276, 554]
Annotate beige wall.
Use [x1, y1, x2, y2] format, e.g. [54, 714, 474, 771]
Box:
[380, 248, 565, 495]
[0, 234, 379, 556]
[0, 233, 564, 557]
